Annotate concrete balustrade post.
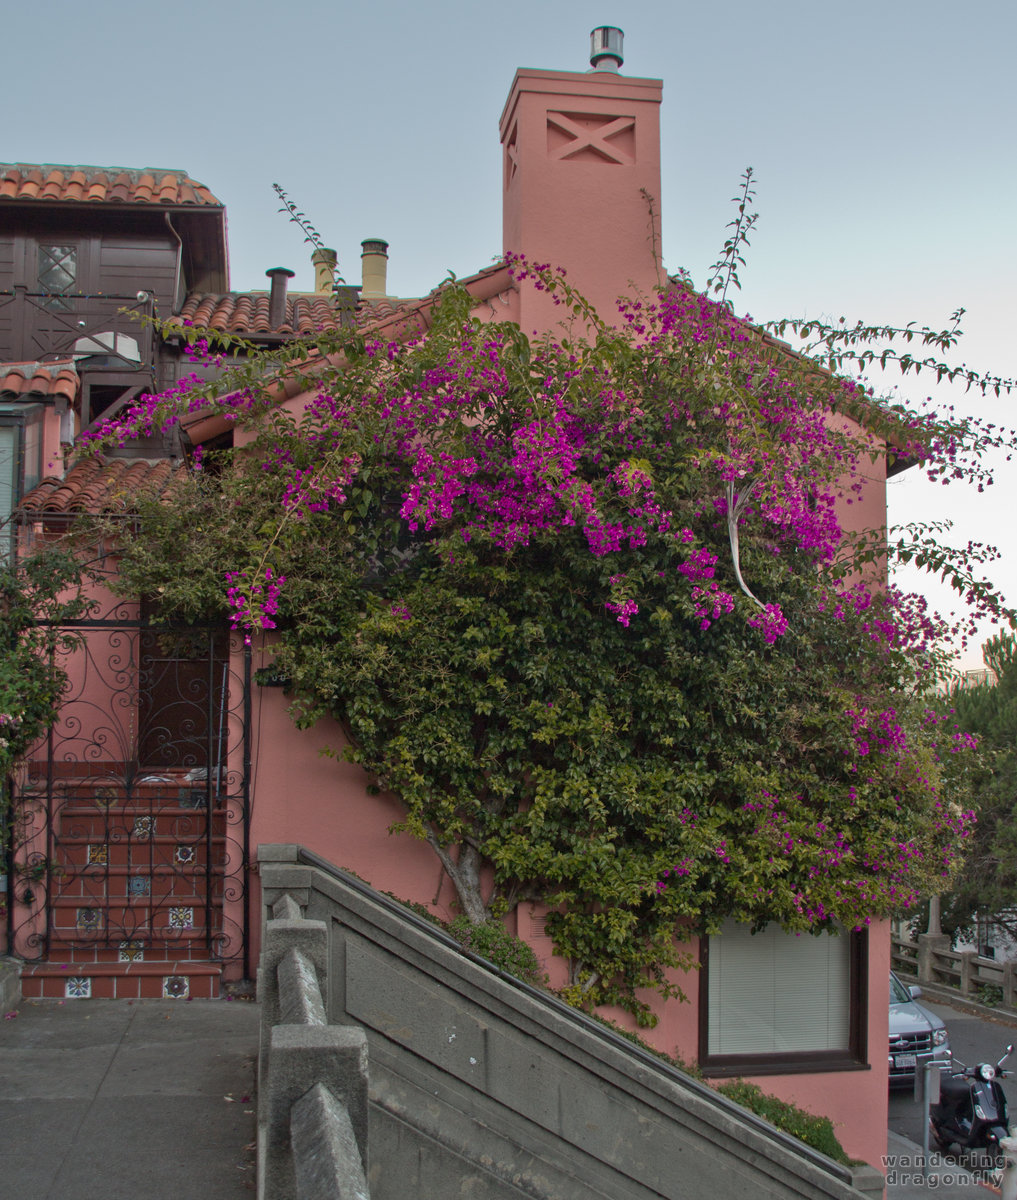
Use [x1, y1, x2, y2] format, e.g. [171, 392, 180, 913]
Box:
[959, 950, 978, 996]
[917, 933, 951, 986]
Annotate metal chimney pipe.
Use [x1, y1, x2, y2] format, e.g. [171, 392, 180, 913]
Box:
[360, 239, 389, 300]
[265, 267, 295, 328]
[589, 26, 624, 72]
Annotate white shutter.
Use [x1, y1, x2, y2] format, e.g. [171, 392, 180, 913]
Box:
[0, 425, 16, 561]
[708, 919, 850, 1055]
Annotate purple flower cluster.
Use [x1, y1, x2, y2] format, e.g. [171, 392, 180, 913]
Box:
[225, 567, 286, 641]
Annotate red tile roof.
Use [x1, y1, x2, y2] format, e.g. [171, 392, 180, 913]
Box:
[20, 457, 181, 515]
[0, 164, 222, 208]
[178, 264, 516, 444]
[0, 359, 79, 402]
[170, 291, 419, 338]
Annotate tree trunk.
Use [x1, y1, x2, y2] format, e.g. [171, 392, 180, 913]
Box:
[425, 831, 489, 924]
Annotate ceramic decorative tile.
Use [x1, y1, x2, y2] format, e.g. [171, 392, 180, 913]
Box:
[168, 906, 194, 929]
[118, 940, 144, 962]
[127, 875, 151, 897]
[93, 786, 119, 810]
[65, 976, 91, 998]
[76, 907, 103, 932]
[132, 816, 153, 839]
[163, 975, 189, 999]
[86, 844, 108, 866]
[174, 844, 196, 865]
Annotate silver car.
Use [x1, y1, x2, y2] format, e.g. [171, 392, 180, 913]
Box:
[888, 970, 951, 1087]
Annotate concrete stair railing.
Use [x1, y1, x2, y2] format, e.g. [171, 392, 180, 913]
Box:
[259, 890, 370, 1200]
[256, 844, 885, 1200]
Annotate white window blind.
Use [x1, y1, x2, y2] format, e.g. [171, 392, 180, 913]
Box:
[0, 425, 16, 561]
[707, 919, 850, 1056]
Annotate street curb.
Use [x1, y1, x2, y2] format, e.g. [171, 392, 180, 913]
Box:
[914, 984, 1017, 1028]
[0, 957, 21, 1012]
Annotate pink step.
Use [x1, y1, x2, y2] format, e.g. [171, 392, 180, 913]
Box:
[19, 959, 222, 1000]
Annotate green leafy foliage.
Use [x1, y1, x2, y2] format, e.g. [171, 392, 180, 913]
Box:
[448, 915, 546, 987]
[61, 249, 1000, 1022]
[0, 548, 88, 779]
[715, 1079, 851, 1165]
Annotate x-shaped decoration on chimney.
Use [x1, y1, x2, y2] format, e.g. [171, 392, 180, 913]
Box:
[546, 111, 635, 164]
[504, 122, 519, 185]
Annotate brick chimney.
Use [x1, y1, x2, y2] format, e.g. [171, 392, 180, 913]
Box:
[499, 30, 662, 332]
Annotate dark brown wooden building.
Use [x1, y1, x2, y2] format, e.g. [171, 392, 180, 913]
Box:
[0, 163, 228, 449]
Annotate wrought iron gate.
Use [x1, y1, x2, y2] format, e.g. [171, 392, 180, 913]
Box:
[3, 612, 252, 976]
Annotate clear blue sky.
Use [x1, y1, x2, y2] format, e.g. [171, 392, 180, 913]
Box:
[6, 0, 1014, 665]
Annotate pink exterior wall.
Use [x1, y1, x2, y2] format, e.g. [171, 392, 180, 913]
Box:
[41, 403, 67, 478]
[500, 68, 663, 334]
[24, 573, 141, 773]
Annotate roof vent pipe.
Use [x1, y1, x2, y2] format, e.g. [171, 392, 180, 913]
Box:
[589, 26, 624, 72]
[266, 267, 295, 327]
[360, 239, 389, 300]
[311, 247, 338, 294]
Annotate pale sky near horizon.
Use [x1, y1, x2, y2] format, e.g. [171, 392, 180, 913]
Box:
[5, 0, 1014, 669]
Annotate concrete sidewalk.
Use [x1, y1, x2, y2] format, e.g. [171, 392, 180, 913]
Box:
[0, 996, 259, 1200]
[885, 1130, 1002, 1197]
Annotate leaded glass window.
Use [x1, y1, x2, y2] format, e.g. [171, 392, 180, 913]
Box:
[37, 244, 77, 310]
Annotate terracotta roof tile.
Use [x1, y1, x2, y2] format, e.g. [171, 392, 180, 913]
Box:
[20, 457, 181, 516]
[0, 359, 79, 402]
[0, 163, 222, 207]
[171, 291, 359, 337]
[171, 290, 423, 338]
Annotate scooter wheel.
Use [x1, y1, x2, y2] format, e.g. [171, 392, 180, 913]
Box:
[929, 1122, 952, 1154]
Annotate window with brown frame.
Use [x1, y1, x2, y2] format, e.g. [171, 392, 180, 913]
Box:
[698, 919, 868, 1077]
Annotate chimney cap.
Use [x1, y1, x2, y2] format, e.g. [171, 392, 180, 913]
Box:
[589, 26, 624, 72]
[361, 238, 389, 257]
[265, 266, 296, 279]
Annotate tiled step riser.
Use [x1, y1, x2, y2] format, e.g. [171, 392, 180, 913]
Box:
[26, 775, 225, 799]
[52, 844, 225, 871]
[48, 875, 224, 902]
[47, 931, 217, 954]
[46, 932, 216, 953]
[55, 818, 225, 842]
[41, 946, 221, 965]
[20, 972, 220, 1000]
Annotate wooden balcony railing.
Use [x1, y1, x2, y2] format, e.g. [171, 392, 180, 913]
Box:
[0, 287, 155, 369]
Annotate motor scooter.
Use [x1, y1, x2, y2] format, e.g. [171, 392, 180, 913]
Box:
[929, 1043, 1014, 1160]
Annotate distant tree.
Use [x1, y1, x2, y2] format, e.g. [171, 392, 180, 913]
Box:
[937, 633, 1017, 944]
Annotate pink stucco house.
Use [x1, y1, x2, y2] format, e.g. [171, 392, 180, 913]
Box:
[4, 32, 898, 1172]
